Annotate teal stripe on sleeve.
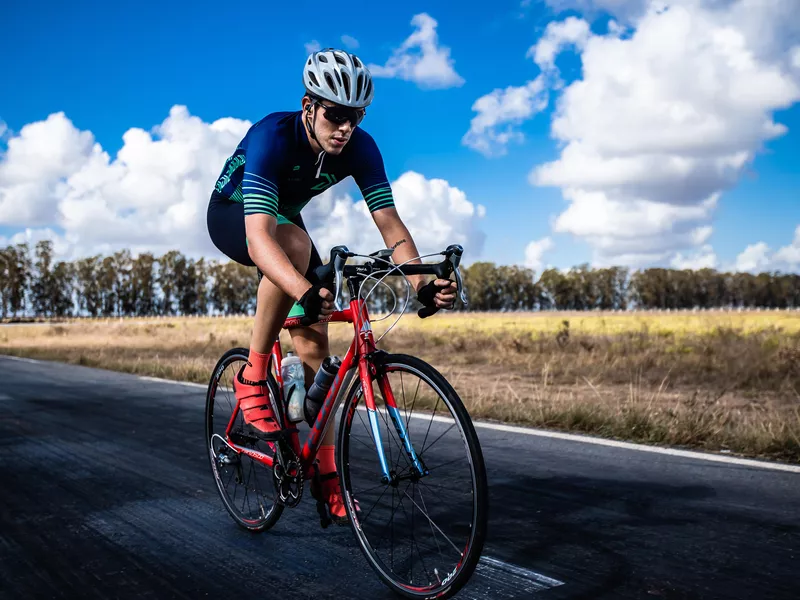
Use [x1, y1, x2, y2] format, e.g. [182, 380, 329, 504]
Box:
[368, 198, 395, 212]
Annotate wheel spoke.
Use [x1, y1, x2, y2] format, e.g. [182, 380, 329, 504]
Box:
[418, 484, 443, 559]
[421, 424, 457, 458]
[361, 484, 391, 524]
[419, 397, 440, 455]
[401, 488, 462, 556]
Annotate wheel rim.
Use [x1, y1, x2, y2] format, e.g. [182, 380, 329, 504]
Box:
[207, 354, 280, 526]
[341, 362, 480, 595]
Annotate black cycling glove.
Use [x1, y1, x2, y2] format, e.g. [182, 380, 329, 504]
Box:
[416, 280, 453, 319]
[297, 284, 327, 327]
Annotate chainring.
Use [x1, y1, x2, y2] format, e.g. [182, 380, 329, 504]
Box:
[272, 438, 304, 508]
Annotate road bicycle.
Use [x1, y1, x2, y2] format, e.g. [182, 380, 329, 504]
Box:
[205, 244, 488, 599]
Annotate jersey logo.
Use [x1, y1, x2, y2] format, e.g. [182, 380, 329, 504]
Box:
[311, 173, 338, 191]
[214, 154, 246, 192]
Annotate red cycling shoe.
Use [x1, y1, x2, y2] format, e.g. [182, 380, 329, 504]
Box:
[311, 467, 360, 527]
[233, 365, 282, 438]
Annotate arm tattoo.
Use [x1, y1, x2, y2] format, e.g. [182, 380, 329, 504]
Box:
[391, 238, 407, 250]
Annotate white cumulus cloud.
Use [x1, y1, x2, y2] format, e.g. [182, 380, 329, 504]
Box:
[524, 237, 554, 272]
[301, 171, 486, 260]
[368, 13, 465, 89]
[527, 0, 800, 266]
[774, 225, 800, 268]
[670, 244, 718, 269]
[304, 40, 321, 55]
[463, 17, 591, 157]
[462, 77, 549, 157]
[0, 227, 74, 258]
[0, 107, 250, 259]
[0, 112, 96, 227]
[545, 0, 652, 23]
[735, 241, 772, 272]
[341, 35, 360, 50]
[724, 225, 800, 273]
[527, 16, 592, 72]
[0, 109, 486, 266]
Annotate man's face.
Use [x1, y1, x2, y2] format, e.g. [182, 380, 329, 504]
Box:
[304, 97, 365, 155]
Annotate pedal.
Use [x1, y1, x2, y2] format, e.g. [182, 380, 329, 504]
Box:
[316, 498, 332, 529]
[244, 424, 299, 442]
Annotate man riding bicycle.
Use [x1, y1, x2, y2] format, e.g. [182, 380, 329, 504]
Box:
[206, 48, 457, 524]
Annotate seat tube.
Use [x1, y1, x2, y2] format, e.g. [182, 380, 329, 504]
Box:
[378, 375, 427, 477]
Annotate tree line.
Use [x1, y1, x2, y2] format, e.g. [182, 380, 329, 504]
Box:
[0, 241, 797, 318]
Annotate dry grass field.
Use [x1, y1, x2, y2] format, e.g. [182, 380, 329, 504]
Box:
[2, 310, 798, 462]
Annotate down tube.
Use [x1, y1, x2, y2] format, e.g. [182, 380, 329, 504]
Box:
[301, 340, 356, 467]
[377, 374, 427, 477]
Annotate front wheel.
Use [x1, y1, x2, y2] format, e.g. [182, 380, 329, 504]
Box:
[338, 354, 488, 600]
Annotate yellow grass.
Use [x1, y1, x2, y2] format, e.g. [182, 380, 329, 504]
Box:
[2, 310, 799, 462]
[393, 309, 800, 336]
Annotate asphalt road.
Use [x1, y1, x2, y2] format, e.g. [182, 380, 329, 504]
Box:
[1, 355, 798, 599]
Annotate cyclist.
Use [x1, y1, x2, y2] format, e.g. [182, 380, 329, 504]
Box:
[207, 48, 457, 524]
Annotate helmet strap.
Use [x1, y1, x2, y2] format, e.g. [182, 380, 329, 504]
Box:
[305, 101, 322, 148]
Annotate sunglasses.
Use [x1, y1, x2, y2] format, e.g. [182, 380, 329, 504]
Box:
[314, 101, 365, 127]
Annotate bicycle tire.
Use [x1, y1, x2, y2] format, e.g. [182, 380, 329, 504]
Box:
[337, 353, 488, 599]
[206, 347, 284, 532]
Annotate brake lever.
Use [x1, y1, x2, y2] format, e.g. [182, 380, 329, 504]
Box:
[330, 245, 351, 312]
[443, 245, 468, 307]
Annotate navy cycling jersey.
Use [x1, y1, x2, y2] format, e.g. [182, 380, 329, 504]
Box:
[212, 111, 394, 224]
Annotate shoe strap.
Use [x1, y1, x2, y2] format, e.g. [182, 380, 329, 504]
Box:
[237, 365, 268, 387]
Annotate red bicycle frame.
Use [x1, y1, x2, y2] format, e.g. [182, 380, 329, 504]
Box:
[222, 292, 426, 482]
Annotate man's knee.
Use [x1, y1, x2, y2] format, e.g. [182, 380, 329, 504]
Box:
[291, 324, 330, 361]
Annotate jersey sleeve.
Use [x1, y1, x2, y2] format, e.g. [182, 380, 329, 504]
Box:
[241, 126, 283, 218]
[350, 130, 395, 213]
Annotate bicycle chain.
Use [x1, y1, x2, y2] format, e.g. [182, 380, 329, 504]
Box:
[272, 437, 303, 508]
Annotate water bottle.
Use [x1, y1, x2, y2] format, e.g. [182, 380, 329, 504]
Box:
[304, 356, 342, 426]
[281, 352, 306, 423]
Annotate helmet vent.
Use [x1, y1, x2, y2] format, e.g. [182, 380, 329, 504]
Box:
[353, 56, 363, 68]
[324, 73, 338, 94]
[356, 74, 364, 98]
[335, 53, 347, 66]
[318, 55, 328, 63]
[334, 70, 342, 86]
[308, 72, 319, 87]
[365, 78, 373, 100]
[342, 72, 351, 100]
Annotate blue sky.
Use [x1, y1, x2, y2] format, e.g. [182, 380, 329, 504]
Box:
[1, 0, 798, 272]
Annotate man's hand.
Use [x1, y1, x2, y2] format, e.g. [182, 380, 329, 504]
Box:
[416, 279, 457, 318]
[297, 284, 335, 326]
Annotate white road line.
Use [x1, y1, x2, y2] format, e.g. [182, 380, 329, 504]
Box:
[137, 376, 207, 389]
[363, 406, 800, 474]
[473, 556, 564, 596]
[469, 419, 800, 474]
[0, 355, 43, 364]
[2, 355, 798, 474]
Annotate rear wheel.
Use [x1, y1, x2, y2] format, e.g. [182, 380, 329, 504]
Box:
[338, 354, 488, 600]
[205, 347, 284, 531]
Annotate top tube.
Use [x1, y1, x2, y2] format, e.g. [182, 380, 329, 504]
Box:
[282, 305, 355, 329]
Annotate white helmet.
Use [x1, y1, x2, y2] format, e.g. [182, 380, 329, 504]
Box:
[303, 48, 374, 108]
